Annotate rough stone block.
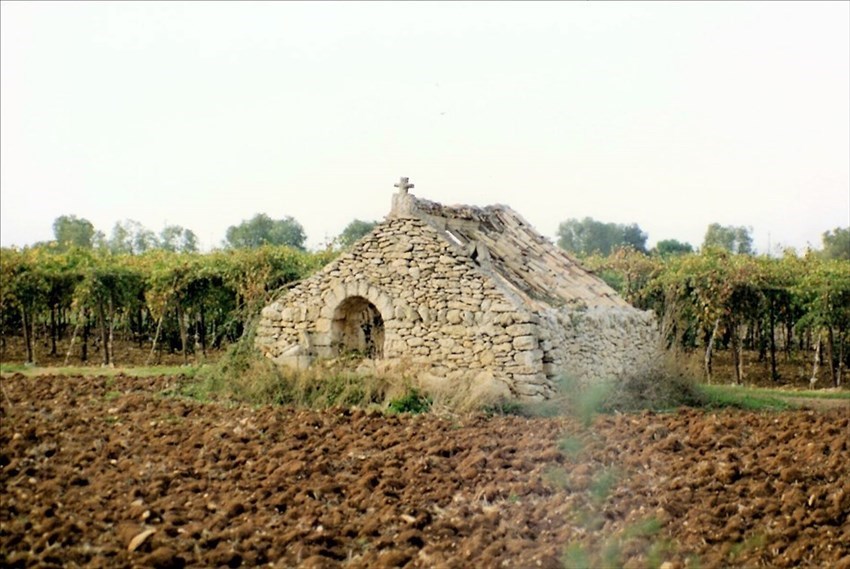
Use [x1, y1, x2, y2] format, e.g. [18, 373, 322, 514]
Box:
[494, 313, 514, 326]
[513, 335, 537, 351]
[440, 325, 467, 337]
[260, 305, 281, 320]
[506, 324, 536, 337]
[514, 349, 543, 367]
[314, 318, 332, 333]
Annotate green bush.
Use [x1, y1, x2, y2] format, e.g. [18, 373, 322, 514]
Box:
[387, 389, 432, 414]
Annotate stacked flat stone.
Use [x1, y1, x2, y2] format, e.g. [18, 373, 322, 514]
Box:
[256, 189, 658, 401]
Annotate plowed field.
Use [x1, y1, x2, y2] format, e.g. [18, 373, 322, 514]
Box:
[1, 374, 848, 568]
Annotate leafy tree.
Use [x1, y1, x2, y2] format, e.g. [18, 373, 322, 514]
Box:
[795, 257, 850, 386]
[225, 214, 306, 250]
[52, 215, 95, 250]
[702, 223, 753, 254]
[92, 231, 108, 250]
[556, 217, 647, 256]
[621, 224, 648, 252]
[336, 219, 378, 249]
[584, 247, 662, 307]
[821, 227, 850, 260]
[654, 239, 694, 257]
[108, 220, 158, 255]
[159, 225, 199, 253]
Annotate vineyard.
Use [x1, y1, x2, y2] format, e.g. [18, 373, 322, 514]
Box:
[0, 245, 334, 367]
[1, 244, 848, 388]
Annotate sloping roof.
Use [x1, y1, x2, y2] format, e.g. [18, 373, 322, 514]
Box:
[391, 192, 629, 310]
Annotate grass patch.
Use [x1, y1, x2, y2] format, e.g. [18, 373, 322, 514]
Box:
[104, 390, 122, 401]
[516, 358, 706, 421]
[387, 389, 432, 414]
[170, 354, 392, 408]
[697, 385, 792, 411]
[557, 435, 585, 458]
[595, 359, 705, 414]
[561, 543, 591, 569]
[736, 386, 850, 400]
[561, 517, 670, 569]
[623, 516, 663, 539]
[542, 465, 571, 491]
[589, 467, 619, 505]
[728, 533, 766, 562]
[165, 318, 398, 409]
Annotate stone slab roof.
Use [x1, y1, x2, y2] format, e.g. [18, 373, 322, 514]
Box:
[389, 187, 629, 311]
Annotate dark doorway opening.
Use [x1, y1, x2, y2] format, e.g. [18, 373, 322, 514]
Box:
[331, 296, 384, 358]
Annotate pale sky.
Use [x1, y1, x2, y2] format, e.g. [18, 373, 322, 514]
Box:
[2, 1, 848, 253]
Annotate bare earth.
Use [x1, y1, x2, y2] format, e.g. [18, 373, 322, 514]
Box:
[1, 374, 848, 568]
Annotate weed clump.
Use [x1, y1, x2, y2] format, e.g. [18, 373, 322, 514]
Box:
[387, 389, 432, 414]
[594, 359, 705, 413]
[169, 318, 366, 407]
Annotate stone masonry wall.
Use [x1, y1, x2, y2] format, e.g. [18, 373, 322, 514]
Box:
[535, 306, 659, 385]
[256, 217, 555, 400]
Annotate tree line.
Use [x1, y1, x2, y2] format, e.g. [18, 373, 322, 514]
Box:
[47, 214, 380, 253]
[3, 213, 847, 386]
[557, 217, 849, 260]
[560, 218, 849, 386]
[0, 212, 378, 366]
[0, 245, 335, 366]
[583, 247, 849, 387]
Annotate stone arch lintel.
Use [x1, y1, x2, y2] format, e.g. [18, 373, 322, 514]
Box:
[322, 281, 395, 326]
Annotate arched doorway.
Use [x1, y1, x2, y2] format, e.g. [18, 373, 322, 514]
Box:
[331, 296, 385, 358]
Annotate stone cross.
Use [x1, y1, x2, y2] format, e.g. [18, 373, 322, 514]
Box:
[394, 177, 414, 194]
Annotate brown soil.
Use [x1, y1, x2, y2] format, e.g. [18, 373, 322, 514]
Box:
[1, 374, 848, 568]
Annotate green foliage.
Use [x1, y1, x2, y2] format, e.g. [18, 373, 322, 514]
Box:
[584, 247, 662, 307]
[702, 223, 753, 254]
[387, 389, 432, 414]
[180, 347, 392, 409]
[108, 219, 158, 254]
[52, 215, 96, 250]
[654, 238, 694, 257]
[561, 543, 591, 569]
[556, 217, 647, 256]
[557, 435, 585, 458]
[336, 219, 379, 249]
[159, 225, 199, 253]
[225, 213, 307, 250]
[589, 467, 619, 504]
[107, 219, 199, 254]
[696, 385, 792, 410]
[0, 242, 330, 365]
[821, 227, 850, 260]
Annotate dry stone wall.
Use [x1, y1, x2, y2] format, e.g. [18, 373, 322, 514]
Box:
[256, 217, 555, 400]
[536, 307, 658, 385]
[257, 189, 661, 402]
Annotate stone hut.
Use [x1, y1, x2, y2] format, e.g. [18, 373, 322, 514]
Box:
[256, 178, 658, 401]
